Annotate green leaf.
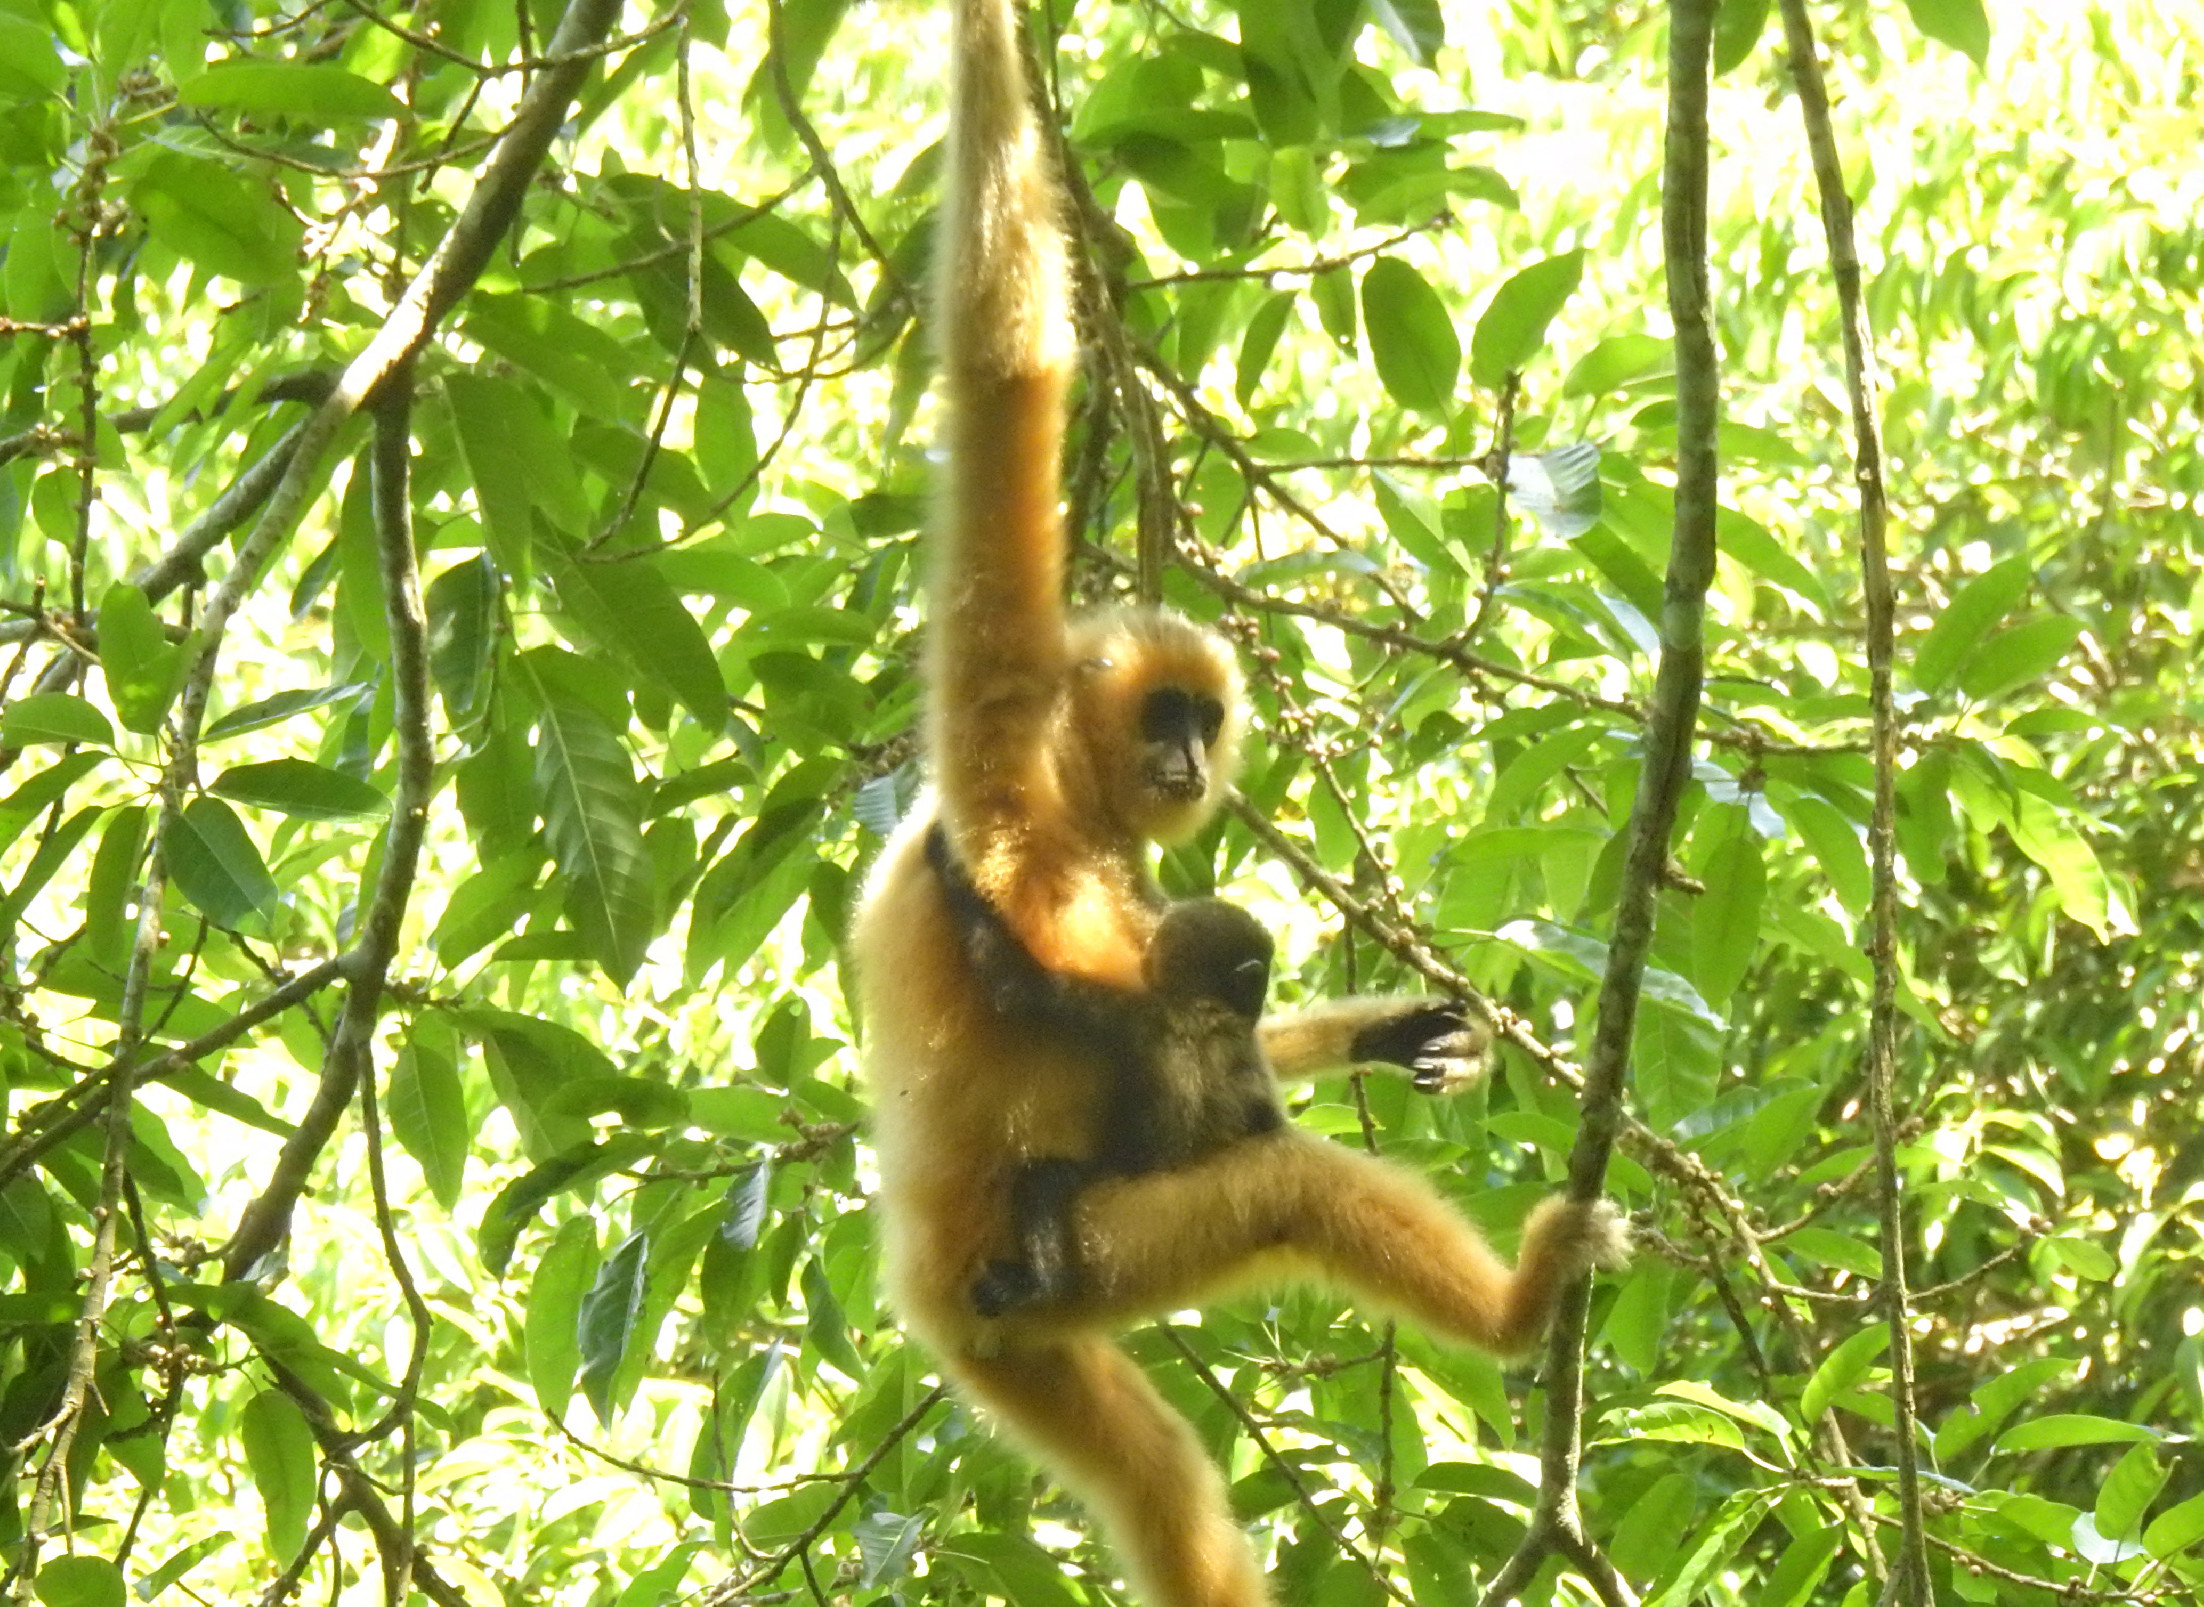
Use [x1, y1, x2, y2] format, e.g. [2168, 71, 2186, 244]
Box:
[548, 545, 726, 734]
[1692, 823, 1764, 1004]
[1712, 0, 1773, 74]
[475, 1136, 649, 1276]
[2144, 1492, 2204, 1560]
[1607, 1469, 1695, 1582]
[98, 583, 186, 734]
[131, 153, 304, 286]
[0, 805, 101, 948]
[1994, 1415, 2159, 1454]
[528, 663, 655, 986]
[1469, 248, 1584, 388]
[84, 804, 147, 967]
[1719, 506, 1830, 610]
[940, 1533, 1084, 1607]
[204, 682, 371, 742]
[801, 1254, 863, 1379]
[211, 759, 389, 821]
[718, 1161, 773, 1250]
[1801, 1325, 1889, 1423]
[425, 557, 495, 722]
[32, 1557, 124, 1607]
[443, 373, 545, 581]
[178, 63, 407, 123]
[1367, 0, 1444, 64]
[1902, 0, 1989, 64]
[166, 1067, 294, 1138]
[239, 1389, 316, 1561]
[525, 1216, 596, 1419]
[1, 693, 114, 748]
[854, 1512, 927, 1588]
[1311, 264, 1357, 347]
[2006, 790, 2112, 941]
[0, 13, 66, 101]
[388, 1038, 469, 1211]
[133, 1534, 232, 1602]
[1644, 1490, 1773, 1607]
[1784, 1226, 1881, 1280]
[1563, 332, 1672, 397]
[2096, 1443, 2167, 1543]
[1913, 556, 2030, 694]
[1361, 258, 1459, 412]
[1780, 792, 1870, 917]
[168, 797, 278, 926]
[1758, 1529, 1841, 1607]
[1235, 290, 1295, 406]
[1598, 1264, 1669, 1375]
[462, 294, 635, 422]
[1956, 615, 2083, 701]
[577, 1230, 650, 1424]
[6, 203, 75, 323]
[2046, 1234, 2117, 1280]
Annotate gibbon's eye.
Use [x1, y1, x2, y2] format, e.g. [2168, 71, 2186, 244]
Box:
[1140, 688, 1226, 749]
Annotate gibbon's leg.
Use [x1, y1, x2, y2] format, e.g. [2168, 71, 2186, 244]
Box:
[1017, 1132, 1624, 1357]
[947, 1336, 1268, 1607]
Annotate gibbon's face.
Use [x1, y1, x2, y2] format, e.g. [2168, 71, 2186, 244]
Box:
[1066, 607, 1245, 845]
[1138, 686, 1227, 805]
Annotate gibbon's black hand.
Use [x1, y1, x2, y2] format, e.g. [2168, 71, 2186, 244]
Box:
[1349, 1001, 1489, 1093]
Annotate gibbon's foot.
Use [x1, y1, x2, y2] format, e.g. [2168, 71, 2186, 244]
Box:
[1349, 1001, 1493, 1094]
[971, 1259, 1044, 1318]
[1537, 1196, 1634, 1274]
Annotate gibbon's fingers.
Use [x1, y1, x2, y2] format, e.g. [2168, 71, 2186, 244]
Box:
[1023, 1131, 1607, 1356]
[1256, 995, 1492, 1085]
[948, 1338, 1268, 1607]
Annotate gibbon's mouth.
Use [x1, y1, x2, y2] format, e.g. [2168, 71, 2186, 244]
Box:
[1146, 765, 1208, 803]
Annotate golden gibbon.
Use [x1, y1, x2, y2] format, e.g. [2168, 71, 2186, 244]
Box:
[928, 820, 1284, 1315]
[847, 4, 1631, 1606]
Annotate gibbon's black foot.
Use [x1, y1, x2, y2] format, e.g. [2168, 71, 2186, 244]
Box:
[971, 1259, 1044, 1318]
[1350, 1001, 1494, 1094]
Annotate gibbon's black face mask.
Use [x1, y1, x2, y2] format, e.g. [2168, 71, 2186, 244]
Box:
[1139, 687, 1226, 800]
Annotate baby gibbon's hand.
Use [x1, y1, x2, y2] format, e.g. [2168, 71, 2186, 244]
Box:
[1349, 1001, 1493, 1094]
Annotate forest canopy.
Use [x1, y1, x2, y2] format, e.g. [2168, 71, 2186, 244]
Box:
[0, 1, 2199, 1605]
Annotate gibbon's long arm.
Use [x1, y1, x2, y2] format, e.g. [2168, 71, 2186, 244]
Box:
[928, 0, 1076, 861]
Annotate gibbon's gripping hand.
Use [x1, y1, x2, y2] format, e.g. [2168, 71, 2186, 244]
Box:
[1350, 1000, 1491, 1094]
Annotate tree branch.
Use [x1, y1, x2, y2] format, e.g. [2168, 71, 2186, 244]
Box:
[1479, 1, 1721, 1598]
[1775, 3, 1928, 1600]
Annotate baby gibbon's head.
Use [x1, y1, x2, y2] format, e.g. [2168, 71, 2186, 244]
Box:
[1147, 898, 1273, 1019]
[1062, 605, 1245, 845]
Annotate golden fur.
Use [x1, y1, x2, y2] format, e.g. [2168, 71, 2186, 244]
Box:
[848, 5, 1627, 1605]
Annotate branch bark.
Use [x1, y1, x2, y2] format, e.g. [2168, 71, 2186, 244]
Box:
[1478, 1, 1720, 1599]
[1774, 2, 1929, 1601]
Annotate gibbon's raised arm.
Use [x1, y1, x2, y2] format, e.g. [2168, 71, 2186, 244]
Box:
[928, 0, 1076, 861]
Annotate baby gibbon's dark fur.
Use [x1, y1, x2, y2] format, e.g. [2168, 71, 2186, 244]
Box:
[848, 6, 1630, 1606]
[927, 823, 1282, 1314]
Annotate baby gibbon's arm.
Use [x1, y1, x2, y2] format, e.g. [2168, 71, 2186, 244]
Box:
[1258, 996, 1491, 1093]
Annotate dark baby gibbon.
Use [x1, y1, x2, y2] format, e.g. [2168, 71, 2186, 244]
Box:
[927, 822, 1284, 1315]
[847, 3, 1631, 1605]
